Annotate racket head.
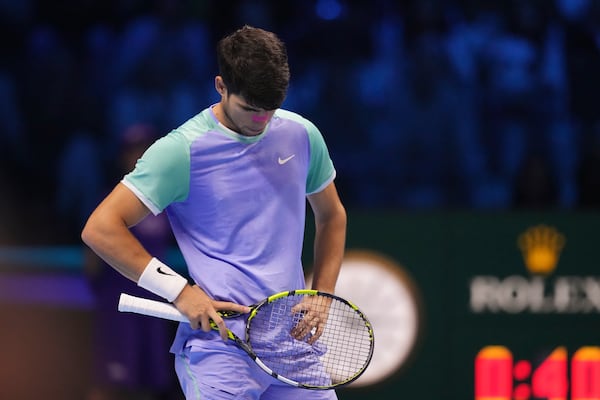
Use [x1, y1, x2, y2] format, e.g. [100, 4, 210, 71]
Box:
[245, 289, 374, 389]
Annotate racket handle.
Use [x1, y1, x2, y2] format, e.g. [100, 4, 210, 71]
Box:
[118, 293, 189, 323]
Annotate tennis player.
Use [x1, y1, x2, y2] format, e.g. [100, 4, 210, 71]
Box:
[81, 25, 346, 399]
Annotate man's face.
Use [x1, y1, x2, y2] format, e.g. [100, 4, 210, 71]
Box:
[216, 77, 276, 137]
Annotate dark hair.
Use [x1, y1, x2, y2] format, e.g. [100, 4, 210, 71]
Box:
[217, 25, 290, 110]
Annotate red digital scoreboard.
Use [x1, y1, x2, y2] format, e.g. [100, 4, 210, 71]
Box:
[475, 346, 600, 400]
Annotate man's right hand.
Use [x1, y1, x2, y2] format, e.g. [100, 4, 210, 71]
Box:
[173, 285, 250, 341]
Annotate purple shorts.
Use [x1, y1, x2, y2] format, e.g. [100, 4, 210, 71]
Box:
[174, 343, 338, 400]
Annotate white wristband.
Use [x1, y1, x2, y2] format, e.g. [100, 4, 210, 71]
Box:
[137, 258, 188, 302]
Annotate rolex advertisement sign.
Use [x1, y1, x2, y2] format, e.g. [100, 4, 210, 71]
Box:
[317, 212, 600, 400]
[449, 214, 600, 400]
[469, 224, 600, 314]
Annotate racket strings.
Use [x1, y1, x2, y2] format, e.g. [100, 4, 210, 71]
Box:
[247, 294, 373, 388]
[323, 299, 373, 381]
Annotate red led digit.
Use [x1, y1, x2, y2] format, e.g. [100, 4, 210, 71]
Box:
[572, 346, 600, 400]
[475, 346, 513, 400]
[531, 347, 568, 400]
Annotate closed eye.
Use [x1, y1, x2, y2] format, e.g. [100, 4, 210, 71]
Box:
[241, 105, 261, 113]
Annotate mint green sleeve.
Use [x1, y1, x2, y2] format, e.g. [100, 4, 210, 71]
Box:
[305, 120, 336, 194]
[122, 131, 191, 214]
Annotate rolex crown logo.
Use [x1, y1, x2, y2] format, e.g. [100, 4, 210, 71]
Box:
[517, 225, 565, 275]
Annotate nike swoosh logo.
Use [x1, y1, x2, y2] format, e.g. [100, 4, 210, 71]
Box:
[278, 154, 295, 165]
[157, 267, 174, 276]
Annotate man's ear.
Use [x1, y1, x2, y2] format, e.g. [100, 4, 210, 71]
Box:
[215, 76, 227, 96]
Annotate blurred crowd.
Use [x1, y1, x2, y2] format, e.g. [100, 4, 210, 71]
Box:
[0, 0, 599, 244]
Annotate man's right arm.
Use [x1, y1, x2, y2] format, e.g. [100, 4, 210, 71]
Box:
[81, 182, 154, 281]
[81, 183, 248, 339]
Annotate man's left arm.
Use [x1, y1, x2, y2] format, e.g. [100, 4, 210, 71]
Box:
[307, 181, 347, 294]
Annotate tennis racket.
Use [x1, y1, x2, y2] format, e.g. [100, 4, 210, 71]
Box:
[118, 289, 374, 389]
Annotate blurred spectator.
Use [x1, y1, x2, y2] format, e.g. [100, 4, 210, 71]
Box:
[393, 35, 463, 208]
[55, 131, 104, 240]
[558, 0, 600, 136]
[0, 71, 24, 164]
[21, 25, 80, 176]
[85, 123, 179, 400]
[576, 130, 600, 208]
[512, 152, 559, 208]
